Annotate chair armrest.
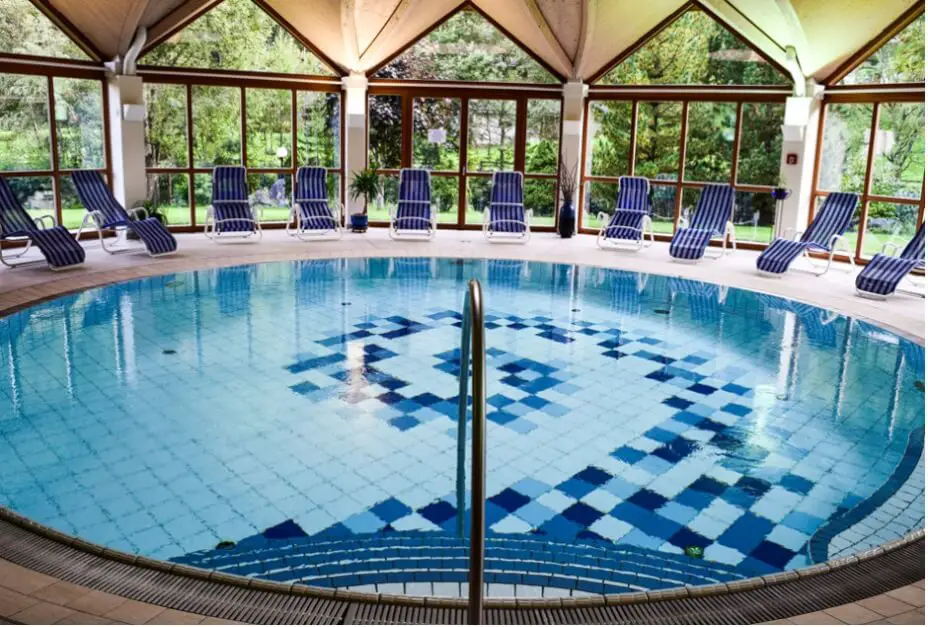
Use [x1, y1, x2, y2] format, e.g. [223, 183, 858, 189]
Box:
[32, 214, 57, 229]
[597, 211, 608, 225]
[129, 206, 148, 220]
[881, 241, 902, 256]
[525, 209, 533, 221]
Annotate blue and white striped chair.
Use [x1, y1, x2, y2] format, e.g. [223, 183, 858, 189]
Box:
[598, 268, 648, 317]
[206, 166, 261, 242]
[597, 176, 654, 251]
[856, 224, 924, 299]
[71, 170, 177, 257]
[756, 192, 858, 277]
[669, 277, 727, 324]
[288, 167, 342, 241]
[0, 176, 85, 270]
[484, 171, 531, 243]
[390, 169, 436, 240]
[669, 184, 736, 262]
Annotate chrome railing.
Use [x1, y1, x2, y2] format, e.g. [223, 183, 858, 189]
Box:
[456, 279, 487, 625]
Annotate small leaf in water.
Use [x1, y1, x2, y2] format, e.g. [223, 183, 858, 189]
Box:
[162, 349, 177, 355]
[341, 302, 351, 306]
[684, 546, 704, 559]
[216, 540, 236, 550]
[571, 308, 581, 313]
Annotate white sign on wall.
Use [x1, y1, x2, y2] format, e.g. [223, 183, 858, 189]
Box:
[428, 128, 447, 144]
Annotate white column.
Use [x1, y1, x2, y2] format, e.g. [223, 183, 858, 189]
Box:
[561, 80, 588, 232]
[342, 72, 368, 217]
[777, 82, 824, 237]
[107, 75, 147, 209]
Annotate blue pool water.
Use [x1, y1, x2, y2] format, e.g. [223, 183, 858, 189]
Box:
[0, 257, 923, 597]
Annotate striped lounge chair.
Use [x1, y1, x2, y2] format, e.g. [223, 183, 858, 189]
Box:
[597, 176, 654, 251]
[484, 171, 531, 242]
[756, 192, 858, 277]
[71, 170, 177, 257]
[598, 268, 648, 317]
[0, 176, 85, 270]
[288, 167, 342, 241]
[855, 224, 924, 299]
[390, 169, 436, 241]
[669, 184, 736, 262]
[669, 277, 728, 324]
[206, 166, 261, 241]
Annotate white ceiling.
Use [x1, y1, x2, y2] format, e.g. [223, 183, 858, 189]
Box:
[42, 0, 921, 82]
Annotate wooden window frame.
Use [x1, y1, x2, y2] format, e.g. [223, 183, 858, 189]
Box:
[579, 92, 789, 251]
[142, 75, 344, 233]
[808, 92, 926, 264]
[0, 63, 111, 231]
[366, 85, 563, 232]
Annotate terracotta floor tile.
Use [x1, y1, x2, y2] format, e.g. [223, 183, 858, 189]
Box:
[790, 611, 844, 624]
[145, 608, 205, 624]
[886, 608, 925, 625]
[0, 560, 56, 595]
[824, 602, 884, 624]
[11, 601, 74, 624]
[31, 581, 90, 607]
[66, 590, 130, 615]
[56, 610, 117, 624]
[0, 587, 40, 617]
[103, 599, 166, 624]
[858, 594, 917, 618]
[886, 585, 926, 608]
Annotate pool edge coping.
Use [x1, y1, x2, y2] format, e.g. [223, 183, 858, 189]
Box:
[0, 502, 923, 612]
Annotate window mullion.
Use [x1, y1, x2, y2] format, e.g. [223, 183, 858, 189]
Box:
[186, 84, 195, 226]
[47, 74, 62, 224]
[857, 103, 881, 260]
[673, 101, 689, 231]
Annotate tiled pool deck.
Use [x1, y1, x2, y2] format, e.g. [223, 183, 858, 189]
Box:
[0, 229, 923, 624]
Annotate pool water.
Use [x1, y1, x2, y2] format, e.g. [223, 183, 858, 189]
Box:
[0, 258, 923, 597]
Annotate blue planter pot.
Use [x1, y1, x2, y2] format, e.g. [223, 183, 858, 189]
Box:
[771, 188, 791, 201]
[350, 214, 369, 233]
[558, 202, 576, 238]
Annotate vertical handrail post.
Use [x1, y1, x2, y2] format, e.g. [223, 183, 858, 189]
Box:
[455, 296, 471, 538]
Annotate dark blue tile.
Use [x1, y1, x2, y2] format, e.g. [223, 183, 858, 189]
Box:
[573, 466, 613, 487]
[489, 488, 531, 513]
[538, 515, 583, 540]
[653, 437, 699, 463]
[646, 369, 674, 383]
[411, 392, 442, 407]
[286, 352, 345, 374]
[722, 383, 751, 396]
[675, 489, 715, 510]
[644, 427, 677, 443]
[521, 395, 549, 409]
[690, 476, 728, 496]
[487, 394, 515, 408]
[418, 500, 456, 525]
[716, 513, 774, 554]
[721, 403, 752, 417]
[289, 381, 320, 396]
[673, 411, 704, 426]
[603, 350, 628, 359]
[682, 354, 709, 365]
[781, 473, 814, 496]
[377, 391, 406, 406]
[610, 502, 651, 526]
[697, 418, 727, 432]
[561, 502, 604, 527]
[642, 513, 682, 541]
[389, 415, 419, 431]
[721, 487, 756, 509]
[750, 540, 795, 569]
[663, 396, 693, 410]
[735, 476, 771, 497]
[369, 498, 412, 523]
[667, 527, 712, 550]
[627, 489, 668, 511]
[488, 410, 518, 426]
[556, 477, 597, 500]
[688, 383, 717, 395]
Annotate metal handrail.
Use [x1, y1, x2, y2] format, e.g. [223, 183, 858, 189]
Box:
[457, 279, 487, 625]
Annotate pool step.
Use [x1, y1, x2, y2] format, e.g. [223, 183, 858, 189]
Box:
[173, 530, 757, 595]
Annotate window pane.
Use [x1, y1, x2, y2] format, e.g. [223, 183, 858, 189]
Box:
[147, 173, 190, 226]
[369, 95, 402, 169]
[466, 176, 490, 224]
[194, 173, 211, 225]
[636, 101, 681, 180]
[526, 100, 560, 175]
[1, 176, 54, 221]
[246, 88, 291, 168]
[53, 78, 105, 170]
[297, 91, 340, 167]
[60, 175, 87, 229]
[434, 175, 459, 224]
[249, 173, 291, 222]
[192, 85, 241, 167]
[738, 103, 784, 186]
[413, 97, 460, 172]
[0, 0, 89, 60]
[596, 8, 788, 86]
[525, 178, 556, 226]
[145, 83, 187, 168]
[811, 195, 862, 254]
[818, 104, 872, 193]
[373, 8, 557, 84]
[650, 184, 677, 233]
[467, 99, 516, 172]
[368, 173, 398, 222]
[839, 14, 925, 85]
[586, 101, 632, 177]
[685, 101, 736, 183]
[732, 190, 775, 243]
[0, 73, 50, 171]
[870, 102, 925, 200]
[582, 180, 616, 229]
[140, 0, 334, 75]
[863, 201, 920, 258]
[327, 173, 341, 208]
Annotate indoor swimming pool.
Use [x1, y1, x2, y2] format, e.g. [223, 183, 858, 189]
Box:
[0, 257, 923, 598]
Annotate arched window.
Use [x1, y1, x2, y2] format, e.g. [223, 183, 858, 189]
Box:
[372, 7, 559, 84]
[0, 0, 91, 60]
[838, 13, 925, 85]
[141, 0, 336, 76]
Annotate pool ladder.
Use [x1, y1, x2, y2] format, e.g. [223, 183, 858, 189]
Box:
[457, 279, 487, 624]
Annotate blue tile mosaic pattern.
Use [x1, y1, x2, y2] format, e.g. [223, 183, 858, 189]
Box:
[0, 258, 923, 594]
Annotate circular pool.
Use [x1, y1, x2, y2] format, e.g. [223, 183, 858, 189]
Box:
[0, 257, 923, 599]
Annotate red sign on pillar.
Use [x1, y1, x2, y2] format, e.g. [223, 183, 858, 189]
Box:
[786, 153, 798, 165]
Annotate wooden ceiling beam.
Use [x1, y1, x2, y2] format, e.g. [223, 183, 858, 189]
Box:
[519, 0, 573, 75]
[341, 0, 361, 69]
[117, 0, 152, 56]
[572, 0, 593, 80]
[141, 0, 224, 55]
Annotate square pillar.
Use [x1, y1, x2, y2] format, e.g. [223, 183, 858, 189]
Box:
[777, 84, 824, 237]
[560, 81, 588, 233]
[107, 75, 147, 209]
[342, 72, 368, 217]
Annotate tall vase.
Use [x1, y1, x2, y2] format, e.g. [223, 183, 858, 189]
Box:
[558, 201, 576, 239]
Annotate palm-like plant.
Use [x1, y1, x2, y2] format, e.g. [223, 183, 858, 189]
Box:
[348, 169, 381, 215]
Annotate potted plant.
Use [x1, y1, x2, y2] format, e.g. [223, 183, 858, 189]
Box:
[557, 161, 578, 238]
[772, 175, 791, 201]
[348, 168, 380, 233]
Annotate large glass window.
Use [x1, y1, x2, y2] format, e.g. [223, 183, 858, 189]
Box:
[246, 88, 291, 168]
[141, 0, 334, 75]
[53, 78, 105, 170]
[413, 97, 460, 172]
[596, 8, 788, 86]
[525, 99, 560, 175]
[0, 73, 50, 171]
[738, 103, 784, 186]
[373, 8, 557, 84]
[192, 85, 242, 167]
[870, 102, 925, 200]
[635, 101, 682, 180]
[818, 104, 872, 193]
[839, 14, 925, 85]
[145, 84, 187, 168]
[586, 101, 632, 178]
[685, 101, 736, 183]
[0, 0, 90, 60]
[467, 99, 516, 173]
[297, 91, 340, 167]
[147, 173, 191, 226]
[368, 95, 402, 170]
